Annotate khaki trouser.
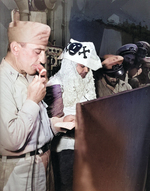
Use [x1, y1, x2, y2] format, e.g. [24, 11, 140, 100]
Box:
[0, 150, 55, 191]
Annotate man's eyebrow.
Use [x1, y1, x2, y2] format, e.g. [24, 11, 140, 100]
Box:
[35, 47, 46, 51]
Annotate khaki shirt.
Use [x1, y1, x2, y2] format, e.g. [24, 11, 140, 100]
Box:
[96, 77, 132, 98]
[0, 59, 54, 156]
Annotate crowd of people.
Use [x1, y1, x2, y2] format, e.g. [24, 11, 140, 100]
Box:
[0, 10, 150, 191]
[94, 41, 150, 97]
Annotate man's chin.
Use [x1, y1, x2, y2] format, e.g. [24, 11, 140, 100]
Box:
[81, 74, 87, 78]
[31, 73, 36, 76]
[29, 70, 38, 76]
[110, 82, 117, 87]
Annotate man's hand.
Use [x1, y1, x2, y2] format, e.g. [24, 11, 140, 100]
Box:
[27, 75, 46, 104]
[51, 115, 76, 134]
[63, 115, 75, 123]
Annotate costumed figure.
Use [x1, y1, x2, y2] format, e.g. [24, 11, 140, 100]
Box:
[116, 43, 138, 84]
[46, 38, 102, 191]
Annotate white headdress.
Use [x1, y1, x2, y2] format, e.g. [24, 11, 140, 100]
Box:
[49, 39, 101, 108]
[59, 38, 102, 71]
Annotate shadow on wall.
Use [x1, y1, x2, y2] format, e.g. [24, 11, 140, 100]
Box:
[69, 0, 150, 57]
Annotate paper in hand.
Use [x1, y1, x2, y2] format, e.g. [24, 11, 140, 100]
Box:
[54, 122, 75, 131]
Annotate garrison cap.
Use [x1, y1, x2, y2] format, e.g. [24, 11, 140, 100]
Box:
[102, 54, 124, 69]
[8, 21, 51, 46]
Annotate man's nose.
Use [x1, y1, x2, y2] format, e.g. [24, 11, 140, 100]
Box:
[39, 51, 47, 64]
[84, 67, 89, 73]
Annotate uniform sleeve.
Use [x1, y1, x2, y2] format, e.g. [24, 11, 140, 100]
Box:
[0, 80, 40, 151]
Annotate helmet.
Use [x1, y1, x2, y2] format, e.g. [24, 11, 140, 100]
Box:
[102, 55, 125, 78]
[116, 44, 138, 56]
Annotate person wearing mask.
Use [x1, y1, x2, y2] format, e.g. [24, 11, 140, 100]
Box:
[135, 41, 150, 64]
[0, 13, 75, 191]
[46, 38, 102, 191]
[94, 54, 132, 98]
[116, 43, 138, 83]
[128, 41, 150, 88]
[132, 57, 150, 87]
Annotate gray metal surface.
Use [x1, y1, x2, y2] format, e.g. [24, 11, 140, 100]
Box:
[73, 85, 150, 191]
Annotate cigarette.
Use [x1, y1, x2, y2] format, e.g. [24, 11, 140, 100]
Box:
[39, 68, 47, 78]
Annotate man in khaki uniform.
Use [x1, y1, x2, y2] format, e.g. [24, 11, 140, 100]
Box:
[95, 55, 132, 98]
[0, 18, 75, 190]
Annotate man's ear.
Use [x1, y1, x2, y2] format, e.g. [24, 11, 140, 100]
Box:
[10, 41, 20, 56]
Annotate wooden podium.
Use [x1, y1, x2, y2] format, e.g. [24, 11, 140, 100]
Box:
[73, 85, 150, 191]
